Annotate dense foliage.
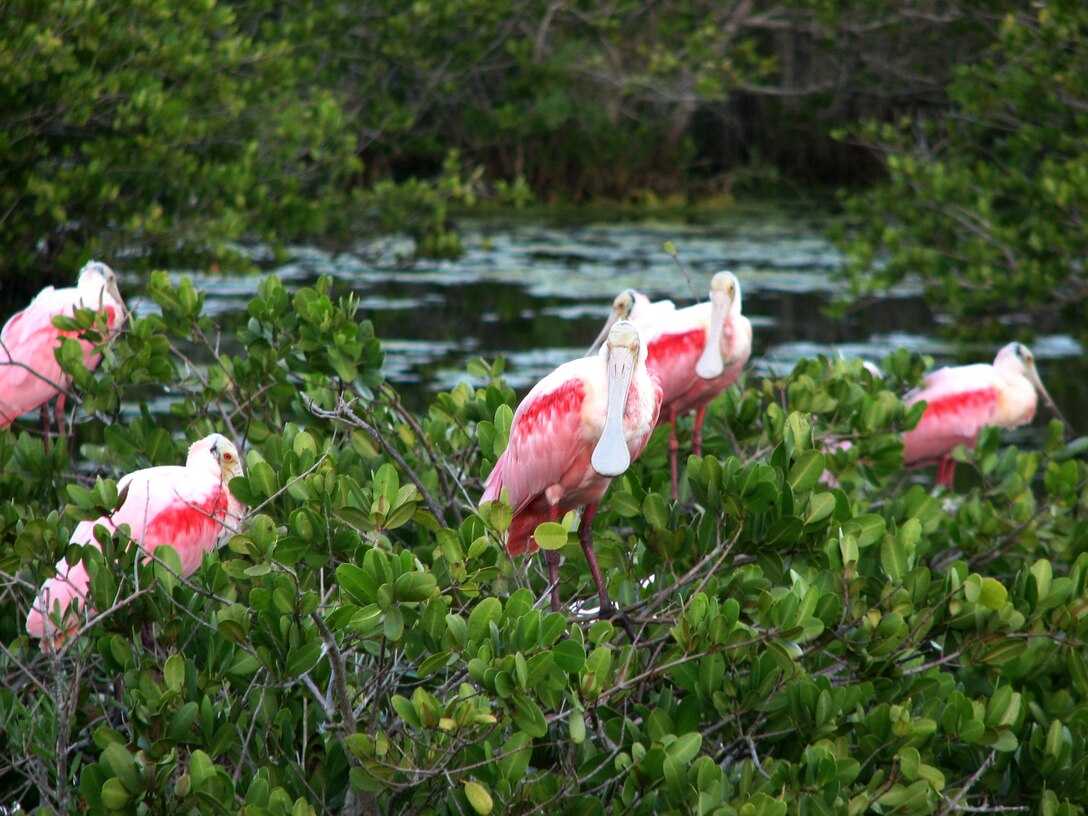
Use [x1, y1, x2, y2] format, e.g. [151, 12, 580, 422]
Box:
[2, 275, 1088, 814]
[0, 1, 357, 278]
[836, 1, 1088, 336]
[1, 0, 1025, 288]
[0, 0, 494, 285]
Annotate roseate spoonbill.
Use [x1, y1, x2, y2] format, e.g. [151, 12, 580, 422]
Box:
[482, 320, 661, 626]
[586, 288, 675, 355]
[26, 433, 245, 651]
[0, 261, 126, 433]
[642, 271, 752, 497]
[902, 342, 1065, 487]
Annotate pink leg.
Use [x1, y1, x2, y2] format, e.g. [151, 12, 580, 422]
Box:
[545, 550, 561, 612]
[545, 503, 561, 611]
[578, 503, 636, 640]
[578, 504, 608, 611]
[936, 457, 956, 489]
[692, 406, 707, 458]
[40, 404, 52, 455]
[54, 393, 67, 439]
[667, 407, 679, 500]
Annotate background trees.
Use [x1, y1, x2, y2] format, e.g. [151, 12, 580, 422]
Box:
[2, 1, 1088, 812]
[0, 1, 360, 283]
[10, 0, 1079, 331]
[836, 2, 1088, 335]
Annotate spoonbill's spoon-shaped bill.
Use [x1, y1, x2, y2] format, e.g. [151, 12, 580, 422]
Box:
[481, 320, 661, 629]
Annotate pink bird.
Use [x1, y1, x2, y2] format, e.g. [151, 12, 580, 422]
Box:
[26, 433, 245, 651]
[0, 261, 126, 433]
[586, 288, 676, 355]
[638, 271, 752, 497]
[482, 320, 661, 623]
[902, 342, 1064, 487]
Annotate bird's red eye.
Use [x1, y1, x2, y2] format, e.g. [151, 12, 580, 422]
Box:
[223, 451, 234, 461]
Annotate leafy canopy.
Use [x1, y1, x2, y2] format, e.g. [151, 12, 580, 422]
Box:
[1, 274, 1088, 814]
[835, 2, 1088, 337]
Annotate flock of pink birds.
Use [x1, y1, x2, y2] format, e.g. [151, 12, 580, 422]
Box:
[1, 262, 1062, 648]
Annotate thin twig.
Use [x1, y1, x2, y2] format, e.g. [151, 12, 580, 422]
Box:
[308, 396, 446, 521]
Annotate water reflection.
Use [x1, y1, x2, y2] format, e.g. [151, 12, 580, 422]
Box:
[138, 207, 1086, 434]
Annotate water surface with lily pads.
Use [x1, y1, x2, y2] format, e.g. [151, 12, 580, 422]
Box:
[129, 202, 1087, 436]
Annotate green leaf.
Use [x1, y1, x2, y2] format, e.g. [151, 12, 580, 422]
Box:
[497, 732, 533, 780]
[805, 492, 836, 527]
[765, 515, 803, 547]
[164, 654, 185, 692]
[788, 449, 825, 492]
[784, 412, 812, 455]
[851, 514, 886, 548]
[553, 639, 587, 673]
[667, 732, 702, 764]
[102, 743, 140, 795]
[569, 711, 586, 744]
[464, 780, 493, 815]
[248, 461, 279, 500]
[880, 532, 907, 581]
[977, 577, 1008, 609]
[609, 491, 642, 518]
[533, 521, 569, 551]
[337, 563, 377, 605]
[393, 571, 437, 602]
[643, 493, 669, 530]
[101, 778, 130, 809]
[287, 641, 323, 676]
[384, 607, 405, 641]
[467, 597, 502, 643]
[189, 749, 216, 791]
[392, 695, 422, 728]
[511, 693, 548, 737]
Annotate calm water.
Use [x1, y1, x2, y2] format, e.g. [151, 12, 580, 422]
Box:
[127, 203, 1088, 435]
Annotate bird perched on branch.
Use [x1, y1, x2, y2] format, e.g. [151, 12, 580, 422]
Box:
[0, 261, 126, 434]
[26, 434, 245, 652]
[902, 342, 1066, 487]
[482, 320, 661, 627]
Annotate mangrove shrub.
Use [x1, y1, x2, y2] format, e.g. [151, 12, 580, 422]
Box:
[1, 275, 1087, 813]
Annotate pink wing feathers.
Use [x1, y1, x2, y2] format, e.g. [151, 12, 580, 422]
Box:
[484, 375, 589, 507]
[646, 328, 706, 405]
[667, 314, 752, 416]
[902, 364, 1001, 465]
[483, 371, 592, 555]
[26, 464, 237, 644]
[0, 284, 122, 425]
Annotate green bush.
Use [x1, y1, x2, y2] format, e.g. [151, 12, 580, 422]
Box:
[1, 276, 1087, 814]
[836, 1, 1088, 337]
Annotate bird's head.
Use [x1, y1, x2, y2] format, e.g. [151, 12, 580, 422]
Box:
[77, 260, 127, 325]
[588, 289, 644, 356]
[695, 271, 740, 379]
[996, 342, 1068, 429]
[612, 289, 640, 320]
[188, 434, 244, 481]
[995, 341, 1037, 379]
[709, 270, 739, 308]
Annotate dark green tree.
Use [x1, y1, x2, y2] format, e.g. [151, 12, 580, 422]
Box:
[836, 2, 1088, 336]
[0, 0, 365, 282]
